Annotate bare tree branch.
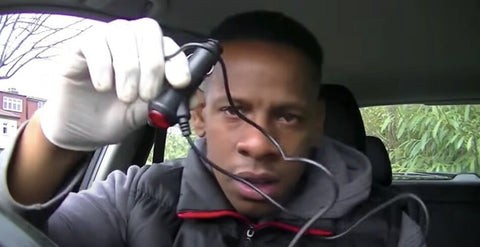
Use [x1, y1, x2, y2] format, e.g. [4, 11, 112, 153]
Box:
[3, 14, 52, 63]
[5, 47, 49, 78]
[0, 15, 8, 34]
[0, 13, 92, 79]
[0, 14, 20, 63]
[4, 22, 91, 78]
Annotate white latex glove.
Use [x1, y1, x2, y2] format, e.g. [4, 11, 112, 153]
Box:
[40, 18, 191, 151]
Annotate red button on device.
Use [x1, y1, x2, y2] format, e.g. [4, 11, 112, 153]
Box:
[148, 111, 171, 129]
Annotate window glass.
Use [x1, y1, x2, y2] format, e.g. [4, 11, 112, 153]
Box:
[156, 92, 204, 162]
[164, 126, 192, 161]
[147, 125, 196, 163]
[2, 97, 22, 112]
[361, 104, 480, 179]
[0, 13, 100, 151]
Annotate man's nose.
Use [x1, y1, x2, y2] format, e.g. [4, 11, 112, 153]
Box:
[236, 120, 278, 160]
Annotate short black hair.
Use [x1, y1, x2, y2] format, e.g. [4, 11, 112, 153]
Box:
[210, 10, 323, 81]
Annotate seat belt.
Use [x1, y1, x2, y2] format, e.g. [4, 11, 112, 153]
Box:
[152, 128, 167, 163]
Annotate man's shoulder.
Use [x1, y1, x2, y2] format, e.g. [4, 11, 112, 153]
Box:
[138, 159, 185, 188]
[339, 185, 426, 246]
[127, 159, 185, 204]
[349, 185, 403, 216]
[150, 158, 186, 172]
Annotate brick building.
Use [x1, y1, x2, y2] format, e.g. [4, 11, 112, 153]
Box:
[0, 88, 46, 151]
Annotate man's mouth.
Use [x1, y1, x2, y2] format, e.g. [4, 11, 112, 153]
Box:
[232, 172, 281, 201]
[243, 177, 276, 184]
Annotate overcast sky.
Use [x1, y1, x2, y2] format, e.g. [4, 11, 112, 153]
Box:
[0, 14, 100, 100]
[0, 59, 55, 99]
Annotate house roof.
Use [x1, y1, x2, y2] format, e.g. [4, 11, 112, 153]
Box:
[27, 96, 47, 102]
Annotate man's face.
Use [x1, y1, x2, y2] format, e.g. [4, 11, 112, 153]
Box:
[193, 40, 323, 218]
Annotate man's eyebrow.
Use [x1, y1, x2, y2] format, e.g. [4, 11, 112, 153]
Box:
[212, 95, 308, 111]
[273, 103, 309, 113]
[211, 95, 248, 106]
[270, 98, 309, 110]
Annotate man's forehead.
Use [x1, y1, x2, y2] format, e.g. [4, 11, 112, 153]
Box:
[198, 40, 320, 100]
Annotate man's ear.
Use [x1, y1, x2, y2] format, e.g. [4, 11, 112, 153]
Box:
[190, 90, 206, 137]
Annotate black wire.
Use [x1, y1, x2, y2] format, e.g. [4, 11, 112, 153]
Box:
[170, 41, 340, 229]
[219, 57, 341, 213]
[321, 193, 430, 240]
[165, 42, 219, 60]
[170, 42, 430, 247]
[176, 100, 292, 215]
[184, 135, 295, 214]
[218, 57, 340, 247]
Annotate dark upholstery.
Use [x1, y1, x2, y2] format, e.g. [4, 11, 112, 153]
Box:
[321, 87, 480, 247]
[321, 84, 392, 185]
[365, 136, 393, 186]
[320, 84, 366, 152]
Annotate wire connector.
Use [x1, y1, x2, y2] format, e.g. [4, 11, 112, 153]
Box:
[177, 100, 191, 137]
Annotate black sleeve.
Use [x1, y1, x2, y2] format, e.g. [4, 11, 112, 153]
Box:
[1, 125, 182, 246]
[0, 123, 87, 228]
[2, 143, 180, 247]
[46, 164, 181, 247]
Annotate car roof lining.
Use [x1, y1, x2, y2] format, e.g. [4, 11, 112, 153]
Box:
[0, 0, 479, 107]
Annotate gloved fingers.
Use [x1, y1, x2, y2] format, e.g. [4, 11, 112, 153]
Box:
[163, 36, 191, 89]
[105, 19, 141, 103]
[133, 18, 166, 101]
[127, 98, 150, 128]
[80, 22, 114, 92]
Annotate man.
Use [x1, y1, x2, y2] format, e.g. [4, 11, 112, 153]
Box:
[0, 11, 425, 246]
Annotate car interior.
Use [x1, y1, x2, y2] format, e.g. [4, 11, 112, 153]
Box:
[0, 0, 479, 246]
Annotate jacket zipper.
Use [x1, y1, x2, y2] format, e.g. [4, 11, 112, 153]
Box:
[178, 211, 333, 244]
[244, 225, 255, 247]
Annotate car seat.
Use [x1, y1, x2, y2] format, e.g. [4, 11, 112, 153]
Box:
[320, 84, 392, 186]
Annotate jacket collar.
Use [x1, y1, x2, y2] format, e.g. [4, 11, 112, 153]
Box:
[176, 137, 372, 228]
[176, 139, 234, 213]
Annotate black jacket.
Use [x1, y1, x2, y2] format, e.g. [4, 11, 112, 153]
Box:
[0, 137, 425, 247]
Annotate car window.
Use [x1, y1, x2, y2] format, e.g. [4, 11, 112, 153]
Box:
[163, 104, 480, 178]
[0, 12, 199, 167]
[0, 13, 100, 153]
[361, 104, 480, 179]
[152, 125, 191, 163]
[146, 126, 196, 164]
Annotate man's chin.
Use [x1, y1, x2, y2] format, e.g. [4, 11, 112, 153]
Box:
[233, 199, 280, 219]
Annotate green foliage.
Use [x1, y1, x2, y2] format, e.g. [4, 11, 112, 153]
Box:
[164, 129, 193, 160]
[151, 105, 480, 176]
[361, 105, 480, 174]
[147, 127, 195, 164]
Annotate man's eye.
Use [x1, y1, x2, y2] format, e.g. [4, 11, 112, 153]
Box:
[278, 113, 302, 124]
[220, 106, 240, 117]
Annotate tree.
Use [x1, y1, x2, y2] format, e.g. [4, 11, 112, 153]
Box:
[147, 127, 196, 164]
[0, 13, 92, 79]
[361, 105, 480, 174]
[163, 129, 193, 161]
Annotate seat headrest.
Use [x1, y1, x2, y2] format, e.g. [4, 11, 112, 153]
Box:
[320, 84, 366, 152]
[365, 136, 393, 186]
[320, 84, 392, 186]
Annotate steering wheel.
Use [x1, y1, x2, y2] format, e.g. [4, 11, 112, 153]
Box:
[0, 205, 57, 247]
